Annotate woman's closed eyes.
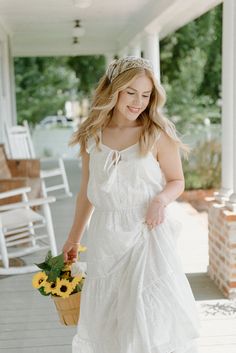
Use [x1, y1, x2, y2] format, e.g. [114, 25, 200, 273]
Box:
[127, 91, 150, 98]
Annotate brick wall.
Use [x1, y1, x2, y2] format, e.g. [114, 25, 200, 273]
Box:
[208, 201, 236, 299]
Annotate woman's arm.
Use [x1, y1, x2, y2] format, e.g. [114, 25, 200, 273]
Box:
[62, 150, 94, 261]
[153, 131, 185, 206]
[145, 132, 185, 229]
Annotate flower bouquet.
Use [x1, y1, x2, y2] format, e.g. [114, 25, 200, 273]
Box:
[32, 244, 87, 326]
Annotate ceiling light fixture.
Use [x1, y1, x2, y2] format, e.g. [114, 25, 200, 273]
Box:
[74, 0, 92, 9]
[73, 37, 80, 45]
[73, 19, 85, 37]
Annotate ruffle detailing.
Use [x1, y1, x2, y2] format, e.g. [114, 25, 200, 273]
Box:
[72, 268, 200, 353]
[73, 333, 199, 353]
[140, 273, 201, 352]
[73, 273, 200, 353]
[72, 333, 120, 353]
[72, 222, 200, 353]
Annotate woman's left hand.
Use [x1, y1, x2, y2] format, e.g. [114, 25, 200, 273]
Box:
[144, 199, 166, 230]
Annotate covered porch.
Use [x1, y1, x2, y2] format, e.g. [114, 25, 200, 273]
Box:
[1, 0, 236, 345]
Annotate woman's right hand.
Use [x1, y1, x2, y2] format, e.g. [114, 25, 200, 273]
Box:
[62, 239, 80, 263]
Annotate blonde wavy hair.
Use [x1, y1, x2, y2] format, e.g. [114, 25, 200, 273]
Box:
[70, 67, 189, 157]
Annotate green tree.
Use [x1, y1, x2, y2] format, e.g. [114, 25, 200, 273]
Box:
[197, 6, 222, 99]
[14, 55, 106, 125]
[14, 57, 79, 125]
[160, 4, 222, 132]
[66, 55, 106, 95]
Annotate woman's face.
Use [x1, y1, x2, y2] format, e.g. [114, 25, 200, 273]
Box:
[114, 74, 153, 122]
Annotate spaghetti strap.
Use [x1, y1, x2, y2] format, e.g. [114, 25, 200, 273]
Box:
[151, 129, 162, 150]
[85, 136, 96, 154]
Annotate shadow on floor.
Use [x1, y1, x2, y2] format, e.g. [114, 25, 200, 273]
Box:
[187, 272, 224, 300]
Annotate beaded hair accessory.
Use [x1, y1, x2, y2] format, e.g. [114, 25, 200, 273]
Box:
[106, 56, 154, 82]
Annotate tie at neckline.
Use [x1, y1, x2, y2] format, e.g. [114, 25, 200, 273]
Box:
[100, 150, 122, 193]
[103, 150, 122, 174]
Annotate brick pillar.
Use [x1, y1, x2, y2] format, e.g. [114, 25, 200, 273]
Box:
[208, 201, 236, 298]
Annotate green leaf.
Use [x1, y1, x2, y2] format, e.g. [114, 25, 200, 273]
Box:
[45, 250, 52, 263]
[35, 262, 51, 271]
[35, 253, 66, 281]
[48, 268, 61, 282]
[75, 283, 83, 292]
[35, 250, 53, 270]
[48, 253, 64, 273]
[38, 287, 50, 296]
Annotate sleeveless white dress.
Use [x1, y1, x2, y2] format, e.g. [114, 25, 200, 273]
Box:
[72, 129, 201, 353]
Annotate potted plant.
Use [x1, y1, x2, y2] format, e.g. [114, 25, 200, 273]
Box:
[32, 244, 87, 326]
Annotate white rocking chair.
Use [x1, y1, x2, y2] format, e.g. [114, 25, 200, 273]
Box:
[0, 187, 57, 275]
[4, 121, 72, 199]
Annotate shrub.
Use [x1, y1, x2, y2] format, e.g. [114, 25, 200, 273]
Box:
[183, 138, 221, 190]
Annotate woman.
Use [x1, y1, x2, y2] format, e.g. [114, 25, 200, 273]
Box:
[63, 56, 201, 353]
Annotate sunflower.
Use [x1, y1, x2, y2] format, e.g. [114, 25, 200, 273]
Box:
[44, 281, 58, 295]
[54, 278, 74, 298]
[61, 271, 71, 279]
[71, 275, 82, 289]
[62, 263, 71, 272]
[78, 244, 87, 252]
[32, 272, 48, 289]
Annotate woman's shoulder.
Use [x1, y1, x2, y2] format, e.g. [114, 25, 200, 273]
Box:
[156, 129, 180, 156]
[152, 129, 177, 155]
[152, 128, 163, 147]
[85, 130, 100, 154]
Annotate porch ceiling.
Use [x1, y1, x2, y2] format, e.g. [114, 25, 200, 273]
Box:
[0, 0, 222, 57]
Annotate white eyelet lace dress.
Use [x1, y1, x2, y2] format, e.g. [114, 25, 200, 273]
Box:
[72, 129, 201, 353]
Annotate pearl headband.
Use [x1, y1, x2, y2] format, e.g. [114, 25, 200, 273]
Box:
[106, 56, 154, 82]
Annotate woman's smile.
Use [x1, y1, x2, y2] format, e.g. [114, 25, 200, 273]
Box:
[127, 106, 141, 114]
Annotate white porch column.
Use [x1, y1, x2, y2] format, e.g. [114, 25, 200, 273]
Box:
[227, 0, 236, 210]
[0, 28, 16, 143]
[8, 43, 17, 125]
[215, 0, 234, 203]
[128, 41, 141, 57]
[118, 47, 129, 58]
[142, 31, 160, 82]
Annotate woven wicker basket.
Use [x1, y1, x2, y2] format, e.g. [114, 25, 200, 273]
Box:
[52, 291, 81, 326]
